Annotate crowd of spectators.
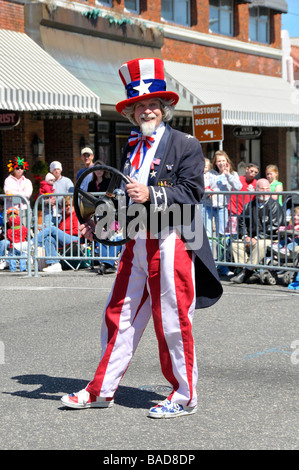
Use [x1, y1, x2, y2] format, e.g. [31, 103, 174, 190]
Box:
[0, 149, 298, 286]
[0, 148, 120, 274]
[203, 153, 299, 286]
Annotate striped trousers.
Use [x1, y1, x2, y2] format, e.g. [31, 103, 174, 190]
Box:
[86, 231, 198, 407]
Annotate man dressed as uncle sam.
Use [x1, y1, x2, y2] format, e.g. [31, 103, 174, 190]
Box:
[61, 58, 222, 418]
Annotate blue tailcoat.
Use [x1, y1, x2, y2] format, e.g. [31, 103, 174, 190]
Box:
[122, 124, 223, 309]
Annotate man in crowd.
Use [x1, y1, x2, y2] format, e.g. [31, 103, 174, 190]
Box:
[50, 161, 74, 219]
[76, 147, 94, 191]
[229, 163, 259, 217]
[61, 57, 222, 419]
[231, 178, 283, 284]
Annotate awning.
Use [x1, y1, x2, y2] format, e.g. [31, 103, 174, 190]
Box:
[250, 0, 288, 13]
[0, 29, 101, 115]
[38, 26, 192, 114]
[164, 60, 299, 127]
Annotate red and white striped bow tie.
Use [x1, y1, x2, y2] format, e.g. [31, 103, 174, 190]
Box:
[128, 129, 156, 171]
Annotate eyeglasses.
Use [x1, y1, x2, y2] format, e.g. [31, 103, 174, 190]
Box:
[14, 167, 24, 170]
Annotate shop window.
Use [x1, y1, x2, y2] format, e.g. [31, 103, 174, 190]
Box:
[209, 0, 233, 36]
[249, 6, 270, 44]
[125, 0, 140, 13]
[161, 0, 191, 27]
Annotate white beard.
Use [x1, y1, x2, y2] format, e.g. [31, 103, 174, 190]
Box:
[140, 115, 157, 136]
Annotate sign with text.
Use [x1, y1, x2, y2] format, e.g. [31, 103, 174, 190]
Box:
[233, 126, 262, 139]
[192, 103, 223, 142]
[0, 111, 20, 130]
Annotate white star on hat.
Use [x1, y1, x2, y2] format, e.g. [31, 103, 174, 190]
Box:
[133, 80, 152, 96]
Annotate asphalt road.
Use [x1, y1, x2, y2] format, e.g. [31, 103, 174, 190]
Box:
[1, 268, 299, 451]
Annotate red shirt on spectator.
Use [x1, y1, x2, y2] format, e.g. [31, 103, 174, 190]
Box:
[58, 208, 79, 236]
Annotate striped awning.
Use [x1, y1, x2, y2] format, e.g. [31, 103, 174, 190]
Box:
[165, 60, 299, 127]
[0, 29, 101, 115]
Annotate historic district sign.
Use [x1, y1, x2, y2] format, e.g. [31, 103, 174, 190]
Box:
[192, 103, 223, 143]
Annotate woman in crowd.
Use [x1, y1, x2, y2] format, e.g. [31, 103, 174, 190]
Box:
[35, 196, 81, 273]
[87, 160, 111, 193]
[4, 156, 33, 225]
[205, 150, 242, 275]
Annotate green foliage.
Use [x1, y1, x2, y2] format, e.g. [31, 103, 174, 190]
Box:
[31, 160, 49, 177]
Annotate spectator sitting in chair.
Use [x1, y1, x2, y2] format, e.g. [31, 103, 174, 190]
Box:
[35, 196, 81, 273]
[230, 178, 283, 284]
[7, 211, 28, 272]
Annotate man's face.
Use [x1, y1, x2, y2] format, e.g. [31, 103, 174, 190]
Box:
[134, 98, 163, 136]
[81, 152, 94, 167]
[52, 168, 61, 180]
[245, 166, 259, 182]
[256, 182, 270, 201]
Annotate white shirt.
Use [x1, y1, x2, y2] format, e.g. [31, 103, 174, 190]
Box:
[129, 122, 166, 185]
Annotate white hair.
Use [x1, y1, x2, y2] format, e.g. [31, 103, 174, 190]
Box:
[122, 98, 175, 126]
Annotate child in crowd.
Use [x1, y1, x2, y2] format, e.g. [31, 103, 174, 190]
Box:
[272, 206, 299, 256]
[265, 164, 283, 206]
[39, 172, 57, 227]
[7, 210, 28, 272]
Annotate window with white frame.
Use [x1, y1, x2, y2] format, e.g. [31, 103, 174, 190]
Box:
[161, 0, 191, 27]
[125, 0, 139, 13]
[209, 0, 233, 36]
[249, 6, 270, 44]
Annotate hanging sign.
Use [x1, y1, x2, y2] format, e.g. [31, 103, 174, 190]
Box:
[233, 126, 262, 139]
[0, 111, 20, 130]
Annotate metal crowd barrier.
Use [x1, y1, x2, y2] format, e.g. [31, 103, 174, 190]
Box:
[202, 189, 299, 285]
[1, 190, 299, 284]
[32, 193, 121, 277]
[0, 195, 32, 276]
[0, 193, 121, 277]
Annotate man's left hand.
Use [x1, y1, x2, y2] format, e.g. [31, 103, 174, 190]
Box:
[126, 177, 150, 204]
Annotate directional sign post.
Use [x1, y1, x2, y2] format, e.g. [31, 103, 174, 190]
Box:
[192, 103, 223, 143]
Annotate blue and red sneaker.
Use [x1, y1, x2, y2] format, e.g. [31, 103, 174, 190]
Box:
[148, 399, 197, 419]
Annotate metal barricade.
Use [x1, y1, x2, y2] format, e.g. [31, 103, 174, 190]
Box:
[32, 193, 121, 277]
[0, 195, 32, 275]
[2, 190, 299, 284]
[202, 189, 299, 285]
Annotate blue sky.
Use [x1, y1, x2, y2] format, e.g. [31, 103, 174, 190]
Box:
[281, 0, 299, 37]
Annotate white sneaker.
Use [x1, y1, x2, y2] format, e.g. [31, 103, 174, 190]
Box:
[61, 388, 114, 409]
[0, 260, 8, 270]
[42, 263, 62, 273]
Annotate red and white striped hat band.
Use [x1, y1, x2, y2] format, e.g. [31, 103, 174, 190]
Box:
[116, 58, 179, 114]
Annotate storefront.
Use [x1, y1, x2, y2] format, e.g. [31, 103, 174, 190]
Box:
[0, 28, 100, 189]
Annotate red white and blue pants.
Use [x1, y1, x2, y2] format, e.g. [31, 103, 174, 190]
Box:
[86, 231, 198, 407]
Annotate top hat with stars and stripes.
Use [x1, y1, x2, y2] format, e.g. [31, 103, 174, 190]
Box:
[116, 58, 179, 114]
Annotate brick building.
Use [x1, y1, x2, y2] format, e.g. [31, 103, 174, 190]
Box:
[1, 0, 298, 194]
